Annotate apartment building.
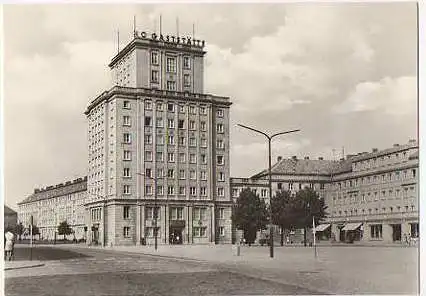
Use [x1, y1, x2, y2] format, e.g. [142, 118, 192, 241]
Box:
[17, 177, 87, 240]
[84, 30, 233, 246]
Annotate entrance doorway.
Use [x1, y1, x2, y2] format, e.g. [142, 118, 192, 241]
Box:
[338, 226, 345, 242]
[92, 225, 99, 245]
[169, 227, 183, 244]
[392, 224, 402, 242]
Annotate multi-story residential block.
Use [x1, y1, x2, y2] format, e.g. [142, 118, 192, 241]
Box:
[17, 177, 87, 240]
[84, 30, 233, 246]
[230, 140, 419, 245]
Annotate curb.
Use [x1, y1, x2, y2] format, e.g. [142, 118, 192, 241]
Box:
[4, 263, 45, 271]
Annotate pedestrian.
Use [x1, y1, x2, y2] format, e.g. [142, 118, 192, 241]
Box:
[4, 231, 14, 261]
[286, 236, 290, 244]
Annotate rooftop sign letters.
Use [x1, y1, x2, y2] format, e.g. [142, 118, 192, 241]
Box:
[134, 30, 205, 48]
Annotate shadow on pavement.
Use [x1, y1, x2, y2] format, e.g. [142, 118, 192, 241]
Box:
[10, 246, 92, 261]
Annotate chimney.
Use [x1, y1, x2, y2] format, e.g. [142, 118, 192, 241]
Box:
[318, 157, 324, 160]
[393, 144, 400, 147]
[291, 156, 297, 160]
[277, 156, 282, 162]
[304, 156, 309, 160]
[372, 148, 378, 153]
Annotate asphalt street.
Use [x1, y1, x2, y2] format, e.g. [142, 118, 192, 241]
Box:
[5, 246, 321, 296]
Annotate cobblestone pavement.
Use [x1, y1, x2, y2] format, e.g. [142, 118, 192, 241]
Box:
[5, 246, 320, 296]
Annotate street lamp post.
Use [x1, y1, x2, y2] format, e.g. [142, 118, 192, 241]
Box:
[136, 172, 158, 251]
[237, 124, 300, 258]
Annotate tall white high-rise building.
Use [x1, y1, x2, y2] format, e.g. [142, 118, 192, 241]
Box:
[84, 30, 233, 246]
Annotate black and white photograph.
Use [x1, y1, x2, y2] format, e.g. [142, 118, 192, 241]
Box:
[1, 2, 423, 295]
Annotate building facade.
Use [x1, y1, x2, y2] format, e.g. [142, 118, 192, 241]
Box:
[4, 205, 18, 231]
[84, 31, 233, 246]
[17, 177, 87, 240]
[230, 140, 419, 245]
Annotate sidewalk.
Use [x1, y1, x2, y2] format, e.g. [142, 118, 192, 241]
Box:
[4, 260, 45, 271]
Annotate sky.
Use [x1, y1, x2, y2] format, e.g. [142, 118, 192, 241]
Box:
[2, 3, 418, 210]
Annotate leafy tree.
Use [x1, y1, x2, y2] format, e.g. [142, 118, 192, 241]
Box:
[15, 222, 24, 241]
[58, 221, 73, 240]
[271, 190, 305, 245]
[295, 188, 328, 246]
[232, 188, 268, 245]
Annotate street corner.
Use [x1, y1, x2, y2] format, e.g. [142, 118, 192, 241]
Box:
[4, 260, 45, 271]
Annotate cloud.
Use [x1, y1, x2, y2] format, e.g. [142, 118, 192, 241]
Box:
[333, 76, 416, 115]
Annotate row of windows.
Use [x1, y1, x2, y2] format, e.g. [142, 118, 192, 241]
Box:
[151, 52, 191, 71]
[122, 184, 226, 197]
[125, 226, 225, 238]
[91, 208, 102, 221]
[334, 205, 416, 217]
[141, 206, 226, 220]
[353, 150, 414, 170]
[333, 186, 416, 204]
[123, 150, 225, 165]
[333, 169, 417, 189]
[150, 72, 192, 89]
[125, 168, 225, 181]
[123, 100, 225, 118]
[140, 134, 225, 149]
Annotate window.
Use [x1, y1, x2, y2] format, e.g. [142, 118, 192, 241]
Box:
[167, 135, 175, 145]
[123, 116, 131, 126]
[151, 51, 159, 65]
[217, 109, 224, 117]
[123, 185, 130, 195]
[261, 189, 267, 197]
[200, 187, 207, 196]
[200, 171, 207, 180]
[218, 172, 225, 181]
[217, 139, 224, 149]
[179, 105, 185, 113]
[123, 100, 130, 109]
[123, 168, 131, 178]
[167, 169, 174, 178]
[156, 117, 163, 128]
[412, 169, 416, 178]
[201, 138, 207, 148]
[145, 117, 152, 126]
[156, 135, 164, 145]
[166, 81, 176, 91]
[157, 185, 164, 195]
[190, 187, 196, 196]
[200, 121, 207, 131]
[167, 186, 175, 195]
[178, 119, 185, 129]
[170, 207, 183, 220]
[168, 152, 175, 162]
[145, 185, 152, 195]
[145, 151, 153, 161]
[166, 56, 176, 73]
[200, 106, 207, 115]
[156, 102, 163, 111]
[167, 103, 175, 112]
[189, 120, 196, 130]
[193, 207, 207, 220]
[144, 134, 152, 144]
[123, 226, 130, 238]
[189, 105, 196, 114]
[145, 100, 152, 110]
[183, 56, 191, 69]
[189, 137, 197, 147]
[232, 188, 239, 197]
[218, 208, 225, 219]
[179, 169, 185, 179]
[190, 154, 196, 163]
[217, 155, 224, 165]
[370, 224, 382, 239]
[123, 133, 131, 143]
[183, 74, 191, 87]
[123, 206, 130, 219]
[123, 150, 131, 160]
[157, 168, 164, 178]
[179, 137, 186, 146]
[217, 187, 224, 196]
[201, 154, 207, 164]
[156, 151, 163, 161]
[179, 186, 186, 195]
[217, 123, 224, 133]
[193, 227, 207, 237]
[151, 70, 159, 83]
[179, 153, 185, 163]
[190, 170, 196, 180]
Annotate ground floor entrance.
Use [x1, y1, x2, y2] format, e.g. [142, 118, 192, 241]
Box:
[391, 224, 402, 242]
[169, 227, 184, 244]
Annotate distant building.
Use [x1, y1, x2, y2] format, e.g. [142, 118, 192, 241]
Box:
[17, 177, 87, 240]
[4, 205, 17, 231]
[84, 30, 233, 246]
[230, 140, 419, 245]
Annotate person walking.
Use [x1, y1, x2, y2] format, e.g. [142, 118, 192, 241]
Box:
[5, 231, 14, 261]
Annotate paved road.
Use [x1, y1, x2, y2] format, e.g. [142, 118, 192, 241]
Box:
[5, 246, 320, 296]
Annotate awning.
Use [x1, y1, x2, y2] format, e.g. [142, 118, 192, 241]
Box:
[314, 224, 331, 232]
[342, 222, 362, 231]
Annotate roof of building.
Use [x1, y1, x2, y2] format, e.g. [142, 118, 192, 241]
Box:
[409, 150, 419, 160]
[18, 176, 87, 205]
[4, 205, 17, 215]
[350, 140, 418, 162]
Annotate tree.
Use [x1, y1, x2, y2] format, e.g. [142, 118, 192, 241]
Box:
[31, 225, 40, 239]
[58, 221, 73, 240]
[232, 188, 268, 245]
[271, 190, 305, 246]
[295, 188, 328, 246]
[15, 222, 24, 241]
